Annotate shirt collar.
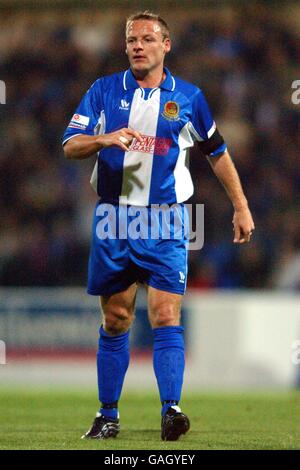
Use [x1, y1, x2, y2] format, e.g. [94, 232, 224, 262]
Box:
[123, 67, 175, 91]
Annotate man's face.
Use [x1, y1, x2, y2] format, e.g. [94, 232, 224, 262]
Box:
[126, 20, 171, 74]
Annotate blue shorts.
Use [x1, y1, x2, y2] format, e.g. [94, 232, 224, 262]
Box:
[87, 201, 189, 297]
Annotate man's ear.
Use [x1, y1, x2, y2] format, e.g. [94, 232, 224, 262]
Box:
[164, 38, 171, 53]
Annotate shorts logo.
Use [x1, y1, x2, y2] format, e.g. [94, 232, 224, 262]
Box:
[130, 135, 172, 156]
[162, 101, 180, 121]
[179, 271, 185, 283]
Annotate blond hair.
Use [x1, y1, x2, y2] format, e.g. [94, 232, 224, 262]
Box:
[126, 10, 170, 40]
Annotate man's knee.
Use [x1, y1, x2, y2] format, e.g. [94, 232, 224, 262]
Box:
[103, 307, 134, 335]
[149, 304, 181, 328]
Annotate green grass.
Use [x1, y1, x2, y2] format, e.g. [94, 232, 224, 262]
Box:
[0, 389, 299, 450]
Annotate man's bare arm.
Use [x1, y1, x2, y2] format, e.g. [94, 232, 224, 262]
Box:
[207, 150, 255, 244]
[63, 128, 143, 160]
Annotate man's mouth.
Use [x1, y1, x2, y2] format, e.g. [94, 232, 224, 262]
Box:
[133, 56, 147, 61]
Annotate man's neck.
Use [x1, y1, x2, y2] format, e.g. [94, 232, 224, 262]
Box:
[132, 67, 165, 89]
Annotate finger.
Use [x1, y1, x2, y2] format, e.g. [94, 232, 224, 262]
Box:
[127, 128, 143, 142]
[119, 129, 132, 141]
[238, 230, 248, 243]
[233, 225, 241, 243]
[243, 227, 252, 241]
[247, 228, 255, 240]
[115, 140, 129, 152]
[241, 230, 252, 243]
[119, 131, 134, 146]
[119, 135, 130, 145]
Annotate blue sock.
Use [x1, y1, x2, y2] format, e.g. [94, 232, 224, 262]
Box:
[97, 326, 130, 419]
[153, 326, 185, 416]
[99, 406, 119, 420]
[161, 400, 179, 416]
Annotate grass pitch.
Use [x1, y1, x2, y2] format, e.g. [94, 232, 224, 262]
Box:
[0, 389, 299, 450]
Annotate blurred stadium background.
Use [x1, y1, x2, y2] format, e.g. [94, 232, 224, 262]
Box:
[1, 0, 300, 395]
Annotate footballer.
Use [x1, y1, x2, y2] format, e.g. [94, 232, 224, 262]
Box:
[63, 11, 254, 441]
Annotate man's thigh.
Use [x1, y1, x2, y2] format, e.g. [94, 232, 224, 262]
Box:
[100, 283, 138, 314]
[100, 282, 138, 333]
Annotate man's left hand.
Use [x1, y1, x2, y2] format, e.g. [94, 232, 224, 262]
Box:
[232, 206, 255, 244]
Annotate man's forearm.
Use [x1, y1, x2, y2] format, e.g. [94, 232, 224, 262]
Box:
[207, 150, 248, 210]
[63, 128, 142, 160]
[63, 135, 103, 160]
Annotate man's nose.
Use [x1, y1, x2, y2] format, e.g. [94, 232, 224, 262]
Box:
[133, 41, 143, 51]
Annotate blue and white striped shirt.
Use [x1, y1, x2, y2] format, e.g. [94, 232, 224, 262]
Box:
[63, 67, 226, 206]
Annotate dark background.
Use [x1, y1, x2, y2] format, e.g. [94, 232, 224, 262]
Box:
[0, 0, 299, 290]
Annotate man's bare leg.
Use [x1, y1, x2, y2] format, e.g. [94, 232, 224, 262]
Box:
[101, 282, 138, 334]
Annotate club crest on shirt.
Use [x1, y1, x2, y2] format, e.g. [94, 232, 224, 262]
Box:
[162, 101, 180, 121]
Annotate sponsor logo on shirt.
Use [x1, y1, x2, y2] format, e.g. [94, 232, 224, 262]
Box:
[162, 101, 180, 121]
[130, 135, 172, 156]
[70, 113, 90, 126]
[68, 122, 87, 130]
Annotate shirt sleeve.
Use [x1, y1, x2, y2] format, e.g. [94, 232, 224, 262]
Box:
[62, 79, 103, 146]
[189, 89, 227, 157]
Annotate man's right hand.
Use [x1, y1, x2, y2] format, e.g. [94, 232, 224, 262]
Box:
[64, 128, 143, 160]
[96, 128, 143, 152]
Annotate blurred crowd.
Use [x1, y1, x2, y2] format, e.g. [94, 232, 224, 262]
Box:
[0, 3, 300, 289]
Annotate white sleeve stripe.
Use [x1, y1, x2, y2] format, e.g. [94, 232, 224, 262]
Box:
[188, 121, 218, 142]
[207, 121, 216, 138]
[188, 121, 203, 142]
[62, 134, 83, 146]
